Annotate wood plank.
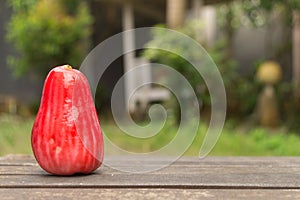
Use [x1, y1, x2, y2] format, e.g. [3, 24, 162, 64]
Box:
[1, 172, 300, 189]
[2, 163, 300, 176]
[0, 188, 300, 200]
[0, 154, 35, 165]
[0, 155, 300, 189]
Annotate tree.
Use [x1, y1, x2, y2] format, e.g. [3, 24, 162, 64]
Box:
[6, 0, 93, 78]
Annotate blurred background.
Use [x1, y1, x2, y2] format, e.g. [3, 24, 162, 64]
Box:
[1, 0, 300, 156]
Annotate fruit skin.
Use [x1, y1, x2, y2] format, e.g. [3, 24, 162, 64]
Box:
[31, 65, 104, 175]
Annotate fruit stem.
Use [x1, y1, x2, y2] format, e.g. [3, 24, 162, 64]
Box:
[63, 65, 72, 70]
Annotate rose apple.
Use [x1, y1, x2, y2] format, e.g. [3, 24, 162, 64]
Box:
[31, 65, 104, 175]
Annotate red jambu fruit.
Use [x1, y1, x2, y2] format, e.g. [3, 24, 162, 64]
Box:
[31, 65, 104, 175]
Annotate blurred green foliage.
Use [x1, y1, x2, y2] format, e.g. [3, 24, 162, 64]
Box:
[241, 0, 300, 26]
[208, 124, 300, 156]
[0, 115, 34, 155]
[6, 0, 93, 78]
[1, 114, 300, 156]
[239, 0, 300, 130]
[142, 21, 259, 120]
[143, 0, 300, 126]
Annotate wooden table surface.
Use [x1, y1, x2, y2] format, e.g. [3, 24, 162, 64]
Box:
[0, 155, 300, 199]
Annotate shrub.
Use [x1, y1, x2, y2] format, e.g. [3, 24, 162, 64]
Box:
[6, 0, 93, 78]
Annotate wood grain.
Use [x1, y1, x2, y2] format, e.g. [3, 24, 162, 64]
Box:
[0, 188, 300, 200]
[1, 155, 300, 199]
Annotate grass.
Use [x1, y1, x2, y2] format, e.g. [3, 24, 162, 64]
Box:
[206, 126, 300, 156]
[0, 114, 34, 156]
[1, 114, 300, 156]
[104, 120, 300, 156]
